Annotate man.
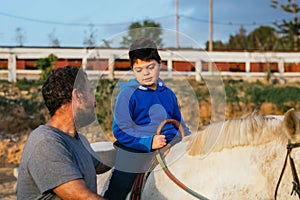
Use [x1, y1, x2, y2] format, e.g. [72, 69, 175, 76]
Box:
[17, 66, 109, 200]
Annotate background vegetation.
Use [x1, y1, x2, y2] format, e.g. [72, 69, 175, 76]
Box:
[1, 77, 299, 135]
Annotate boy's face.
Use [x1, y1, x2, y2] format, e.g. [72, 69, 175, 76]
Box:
[132, 59, 160, 87]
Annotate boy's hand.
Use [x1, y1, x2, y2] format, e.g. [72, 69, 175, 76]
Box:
[152, 135, 166, 150]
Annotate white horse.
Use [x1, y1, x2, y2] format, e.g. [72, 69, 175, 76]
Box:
[94, 109, 300, 200]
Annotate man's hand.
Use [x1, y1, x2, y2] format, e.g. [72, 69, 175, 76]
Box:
[152, 135, 166, 150]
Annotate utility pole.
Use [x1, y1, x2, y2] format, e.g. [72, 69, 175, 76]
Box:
[208, 0, 213, 73]
[176, 0, 179, 48]
[209, 0, 213, 52]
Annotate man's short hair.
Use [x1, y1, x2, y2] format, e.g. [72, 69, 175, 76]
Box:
[42, 66, 87, 116]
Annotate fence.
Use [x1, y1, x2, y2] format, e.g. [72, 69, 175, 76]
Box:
[1, 47, 300, 82]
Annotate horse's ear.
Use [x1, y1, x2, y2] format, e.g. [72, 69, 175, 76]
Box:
[283, 108, 300, 142]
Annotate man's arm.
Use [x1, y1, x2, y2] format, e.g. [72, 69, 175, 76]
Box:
[53, 179, 106, 200]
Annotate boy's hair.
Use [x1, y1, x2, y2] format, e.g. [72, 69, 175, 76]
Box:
[42, 66, 87, 116]
[129, 38, 161, 67]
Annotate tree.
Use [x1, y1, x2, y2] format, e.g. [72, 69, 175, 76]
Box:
[247, 26, 278, 51]
[48, 29, 60, 47]
[271, 0, 300, 50]
[227, 25, 248, 50]
[15, 27, 26, 47]
[121, 20, 163, 47]
[206, 40, 227, 51]
[212, 25, 279, 51]
[101, 39, 111, 48]
[273, 35, 294, 50]
[35, 54, 58, 81]
[83, 24, 97, 48]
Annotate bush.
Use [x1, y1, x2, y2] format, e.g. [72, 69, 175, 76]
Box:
[2, 78, 300, 135]
[35, 54, 58, 81]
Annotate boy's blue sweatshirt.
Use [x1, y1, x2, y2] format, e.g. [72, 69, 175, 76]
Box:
[112, 78, 190, 152]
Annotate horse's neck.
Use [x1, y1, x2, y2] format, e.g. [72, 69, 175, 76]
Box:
[187, 114, 285, 156]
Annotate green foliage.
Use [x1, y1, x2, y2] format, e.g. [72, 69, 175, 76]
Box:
[0, 80, 46, 128]
[48, 29, 60, 47]
[225, 86, 240, 103]
[16, 78, 42, 90]
[94, 79, 118, 131]
[35, 54, 58, 81]
[245, 84, 300, 111]
[271, 0, 300, 50]
[212, 40, 228, 51]
[227, 25, 248, 50]
[3, 78, 300, 134]
[121, 20, 163, 47]
[193, 84, 209, 101]
[247, 26, 278, 51]
[212, 0, 300, 52]
[214, 25, 284, 51]
[83, 24, 97, 48]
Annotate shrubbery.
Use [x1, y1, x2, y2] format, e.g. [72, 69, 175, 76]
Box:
[1, 78, 300, 134]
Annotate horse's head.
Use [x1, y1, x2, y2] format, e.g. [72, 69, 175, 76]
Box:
[283, 108, 300, 143]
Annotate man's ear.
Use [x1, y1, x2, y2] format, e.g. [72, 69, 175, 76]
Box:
[72, 89, 81, 103]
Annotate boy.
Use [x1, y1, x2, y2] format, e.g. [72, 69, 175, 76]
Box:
[104, 38, 190, 199]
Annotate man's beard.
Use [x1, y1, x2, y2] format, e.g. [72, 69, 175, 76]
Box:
[74, 105, 96, 129]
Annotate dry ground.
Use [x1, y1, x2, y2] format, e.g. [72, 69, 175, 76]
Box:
[0, 167, 17, 200]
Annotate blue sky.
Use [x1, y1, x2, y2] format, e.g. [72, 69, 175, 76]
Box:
[0, 0, 295, 48]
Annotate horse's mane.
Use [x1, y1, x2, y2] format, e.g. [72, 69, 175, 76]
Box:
[187, 111, 285, 156]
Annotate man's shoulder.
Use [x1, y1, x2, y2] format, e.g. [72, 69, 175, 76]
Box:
[20, 125, 67, 165]
[30, 125, 61, 137]
[26, 125, 65, 148]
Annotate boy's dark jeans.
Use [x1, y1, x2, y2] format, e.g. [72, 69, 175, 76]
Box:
[103, 169, 137, 200]
[103, 141, 143, 200]
[104, 136, 182, 199]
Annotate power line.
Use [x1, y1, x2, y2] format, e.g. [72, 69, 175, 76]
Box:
[0, 10, 277, 28]
[0, 11, 91, 27]
[180, 15, 275, 27]
[0, 11, 173, 27]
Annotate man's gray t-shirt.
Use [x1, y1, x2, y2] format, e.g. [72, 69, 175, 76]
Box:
[17, 125, 100, 199]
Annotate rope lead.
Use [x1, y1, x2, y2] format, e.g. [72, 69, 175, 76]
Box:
[156, 150, 209, 200]
[156, 119, 210, 200]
